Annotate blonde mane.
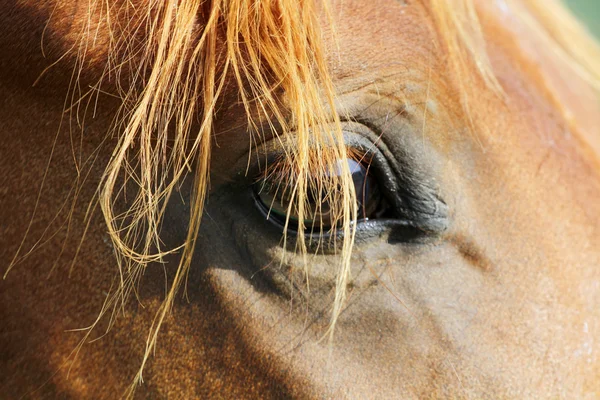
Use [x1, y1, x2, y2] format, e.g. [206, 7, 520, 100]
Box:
[7, 0, 600, 397]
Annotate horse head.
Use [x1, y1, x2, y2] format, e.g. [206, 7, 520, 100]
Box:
[1, 0, 599, 398]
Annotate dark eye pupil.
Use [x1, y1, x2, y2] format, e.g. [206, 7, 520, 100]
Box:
[346, 159, 379, 218]
[254, 158, 383, 232]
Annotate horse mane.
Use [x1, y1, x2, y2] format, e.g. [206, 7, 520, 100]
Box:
[89, 1, 357, 395]
[8, 0, 600, 397]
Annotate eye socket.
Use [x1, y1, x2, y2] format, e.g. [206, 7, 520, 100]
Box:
[254, 157, 387, 233]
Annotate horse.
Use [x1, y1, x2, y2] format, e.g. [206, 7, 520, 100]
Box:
[1, 0, 599, 397]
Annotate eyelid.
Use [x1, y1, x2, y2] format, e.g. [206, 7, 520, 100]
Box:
[344, 121, 449, 233]
[338, 122, 450, 234]
[238, 121, 448, 238]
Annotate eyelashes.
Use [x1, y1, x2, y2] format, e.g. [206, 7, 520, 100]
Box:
[253, 150, 389, 234]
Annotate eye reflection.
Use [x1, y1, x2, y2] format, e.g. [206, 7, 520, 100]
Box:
[254, 158, 384, 232]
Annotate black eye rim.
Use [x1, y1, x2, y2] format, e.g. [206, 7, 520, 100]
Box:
[252, 187, 430, 245]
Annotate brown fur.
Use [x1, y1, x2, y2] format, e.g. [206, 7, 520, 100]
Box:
[1, 0, 600, 398]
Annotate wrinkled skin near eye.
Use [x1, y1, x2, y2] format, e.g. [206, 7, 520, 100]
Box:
[254, 158, 385, 232]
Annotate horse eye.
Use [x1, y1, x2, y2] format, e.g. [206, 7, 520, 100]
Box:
[254, 158, 385, 233]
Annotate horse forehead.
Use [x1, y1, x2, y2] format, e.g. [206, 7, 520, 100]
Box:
[325, 0, 436, 80]
[332, 0, 600, 143]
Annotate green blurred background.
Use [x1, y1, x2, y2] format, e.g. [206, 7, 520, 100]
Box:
[565, 0, 600, 37]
